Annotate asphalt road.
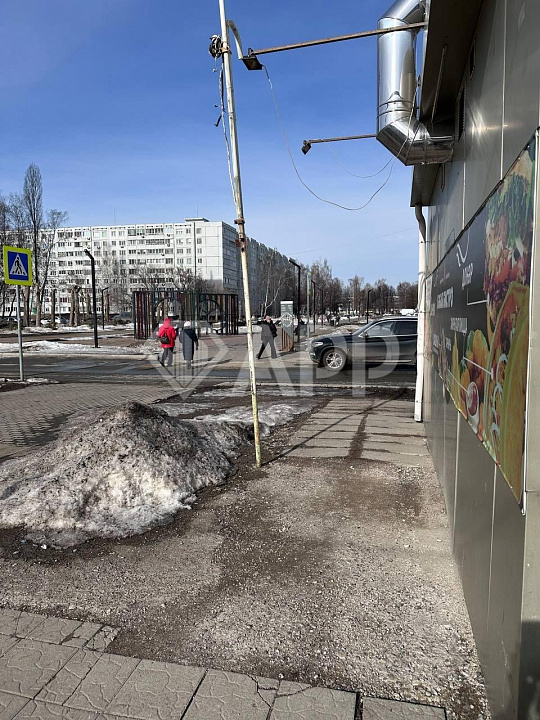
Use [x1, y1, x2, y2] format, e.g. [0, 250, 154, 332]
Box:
[0, 354, 416, 388]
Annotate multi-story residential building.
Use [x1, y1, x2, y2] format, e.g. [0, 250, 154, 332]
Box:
[44, 218, 289, 316]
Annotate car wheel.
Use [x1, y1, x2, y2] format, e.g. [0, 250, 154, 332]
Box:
[322, 348, 347, 371]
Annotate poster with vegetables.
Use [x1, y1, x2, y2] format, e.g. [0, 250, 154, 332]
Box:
[429, 138, 536, 504]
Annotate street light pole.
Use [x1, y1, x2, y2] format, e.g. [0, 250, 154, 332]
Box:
[84, 249, 98, 348]
[217, 0, 261, 467]
[288, 257, 301, 347]
[366, 288, 373, 323]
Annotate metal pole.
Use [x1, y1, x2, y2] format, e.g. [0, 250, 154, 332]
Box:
[16, 286, 24, 381]
[249, 22, 428, 57]
[306, 270, 311, 343]
[218, 0, 261, 467]
[85, 250, 98, 348]
[101, 289, 105, 329]
[312, 280, 316, 332]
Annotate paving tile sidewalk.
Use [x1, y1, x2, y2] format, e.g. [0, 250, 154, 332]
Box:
[0, 609, 446, 720]
[0, 383, 175, 460]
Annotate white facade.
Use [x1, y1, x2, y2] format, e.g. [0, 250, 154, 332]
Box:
[44, 218, 284, 315]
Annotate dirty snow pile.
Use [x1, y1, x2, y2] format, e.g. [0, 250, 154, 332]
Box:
[0, 399, 310, 548]
[0, 341, 141, 355]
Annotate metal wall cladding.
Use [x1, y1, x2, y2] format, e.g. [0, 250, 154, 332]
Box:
[487, 469, 525, 719]
[442, 397, 458, 542]
[453, 419, 496, 667]
[463, 0, 506, 226]
[503, 0, 540, 175]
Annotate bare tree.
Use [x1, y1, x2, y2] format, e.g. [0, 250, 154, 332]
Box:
[23, 164, 44, 325]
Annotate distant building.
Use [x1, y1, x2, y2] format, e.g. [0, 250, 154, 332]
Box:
[44, 218, 289, 316]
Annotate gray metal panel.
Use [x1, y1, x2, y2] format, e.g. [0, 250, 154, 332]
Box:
[487, 469, 525, 720]
[463, 0, 505, 225]
[503, 0, 540, 175]
[442, 400, 458, 542]
[441, 127, 465, 249]
[453, 417, 495, 665]
[428, 368, 446, 482]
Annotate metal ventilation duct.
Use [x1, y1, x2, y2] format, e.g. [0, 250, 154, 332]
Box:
[377, 0, 453, 165]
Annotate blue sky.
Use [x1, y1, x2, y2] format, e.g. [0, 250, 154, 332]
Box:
[0, 0, 418, 286]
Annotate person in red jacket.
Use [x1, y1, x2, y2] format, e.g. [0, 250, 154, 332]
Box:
[158, 315, 177, 367]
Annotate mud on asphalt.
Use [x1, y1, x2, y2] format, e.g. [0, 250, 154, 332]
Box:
[0, 385, 488, 720]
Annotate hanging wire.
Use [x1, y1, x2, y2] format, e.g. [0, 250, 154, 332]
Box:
[327, 143, 393, 179]
[217, 59, 238, 208]
[262, 64, 417, 212]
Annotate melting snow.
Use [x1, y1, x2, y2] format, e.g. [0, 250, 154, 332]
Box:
[0, 341, 142, 355]
[0, 399, 311, 548]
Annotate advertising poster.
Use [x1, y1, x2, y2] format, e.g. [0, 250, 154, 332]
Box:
[428, 139, 536, 504]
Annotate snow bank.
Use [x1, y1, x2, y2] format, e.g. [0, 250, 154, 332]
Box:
[197, 402, 313, 436]
[0, 341, 142, 355]
[0, 399, 310, 548]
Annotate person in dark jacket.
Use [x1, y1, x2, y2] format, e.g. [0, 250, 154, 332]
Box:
[158, 316, 177, 367]
[257, 316, 278, 359]
[181, 320, 199, 369]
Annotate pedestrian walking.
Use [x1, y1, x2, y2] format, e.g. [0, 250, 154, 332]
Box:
[181, 320, 199, 369]
[257, 316, 278, 359]
[158, 315, 177, 367]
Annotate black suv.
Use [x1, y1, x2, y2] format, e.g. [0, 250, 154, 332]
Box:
[309, 316, 418, 371]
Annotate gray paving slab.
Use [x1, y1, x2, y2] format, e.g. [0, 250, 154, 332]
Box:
[36, 650, 102, 706]
[289, 448, 350, 459]
[106, 659, 204, 720]
[0, 613, 46, 641]
[363, 433, 426, 446]
[361, 441, 429, 456]
[360, 450, 433, 468]
[362, 697, 445, 719]
[300, 439, 352, 449]
[0, 640, 76, 699]
[292, 431, 357, 440]
[364, 425, 424, 438]
[364, 416, 417, 427]
[83, 630, 117, 653]
[0, 638, 19, 660]
[62, 625, 102, 650]
[12, 701, 100, 720]
[183, 670, 277, 720]
[64, 654, 139, 713]
[0, 690, 28, 720]
[271, 681, 356, 719]
[25, 620, 83, 648]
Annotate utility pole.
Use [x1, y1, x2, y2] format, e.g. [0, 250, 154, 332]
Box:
[217, 0, 261, 467]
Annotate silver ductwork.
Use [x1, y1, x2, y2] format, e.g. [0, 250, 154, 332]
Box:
[377, 0, 453, 165]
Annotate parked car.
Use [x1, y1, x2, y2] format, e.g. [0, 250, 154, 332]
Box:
[309, 316, 418, 370]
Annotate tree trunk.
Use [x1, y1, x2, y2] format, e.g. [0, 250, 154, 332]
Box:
[23, 286, 31, 327]
[35, 284, 42, 326]
[104, 291, 110, 324]
[74, 290, 80, 326]
[50, 288, 57, 329]
[85, 290, 91, 323]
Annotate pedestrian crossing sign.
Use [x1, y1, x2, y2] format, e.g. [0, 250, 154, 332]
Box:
[3, 246, 33, 286]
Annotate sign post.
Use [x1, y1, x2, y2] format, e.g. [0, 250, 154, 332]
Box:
[3, 246, 33, 381]
[280, 300, 294, 352]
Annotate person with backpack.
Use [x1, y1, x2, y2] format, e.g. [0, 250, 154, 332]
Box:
[257, 316, 278, 359]
[181, 320, 199, 369]
[158, 314, 177, 367]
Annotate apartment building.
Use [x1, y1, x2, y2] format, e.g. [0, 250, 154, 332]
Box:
[45, 218, 288, 315]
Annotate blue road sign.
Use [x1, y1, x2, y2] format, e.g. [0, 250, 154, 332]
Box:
[3, 246, 33, 286]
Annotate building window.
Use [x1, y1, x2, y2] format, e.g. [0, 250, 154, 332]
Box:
[197, 248, 202, 254]
[196, 238, 202, 244]
[196, 228, 202, 235]
[111, 231, 116, 237]
[197, 258, 203, 264]
[128, 229, 136, 236]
